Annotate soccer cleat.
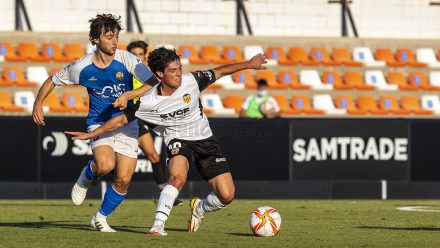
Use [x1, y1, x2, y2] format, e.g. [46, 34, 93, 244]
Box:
[149, 224, 167, 236]
[174, 198, 183, 206]
[71, 166, 90, 206]
[90, 216, 116, 232]
[188, 197, 204, 232]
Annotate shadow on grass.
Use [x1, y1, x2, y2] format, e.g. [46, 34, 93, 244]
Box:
[358, 226, 440, 231]
[0, 220, 147, 234]
[228, 232, 254, 237]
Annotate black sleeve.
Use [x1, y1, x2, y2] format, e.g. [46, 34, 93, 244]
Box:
[145, 75, 160, 87]
[191, 70, 216, 91]
[124, 101, 140, 123]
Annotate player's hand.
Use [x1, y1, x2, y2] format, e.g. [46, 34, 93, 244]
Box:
[248, 53, 267, 70]
[113, 93, 129, 110]
[64, 131, 92, 140]
[32, 102, 45, 126]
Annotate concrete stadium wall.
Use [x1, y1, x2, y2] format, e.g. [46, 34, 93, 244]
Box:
[0, 0, 439, 39]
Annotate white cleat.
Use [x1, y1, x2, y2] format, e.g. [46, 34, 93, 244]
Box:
[149, 224, 167, 236]
[71, 166, 90, 206]
[90, 216, 116, 232]
[188, 197, 204, 232]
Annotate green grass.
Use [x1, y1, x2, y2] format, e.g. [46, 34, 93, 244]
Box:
[1, 199, 440, 247]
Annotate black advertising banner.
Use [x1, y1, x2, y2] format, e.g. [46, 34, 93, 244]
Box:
[290, 119, 410, 180]
[411, 120, 440, 180]
[0, 117, 38, 181]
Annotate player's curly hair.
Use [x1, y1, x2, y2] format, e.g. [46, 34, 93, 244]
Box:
[147, 47, 180, 77]
[88, 14, 123, 45]
[127, 40, 148, 54]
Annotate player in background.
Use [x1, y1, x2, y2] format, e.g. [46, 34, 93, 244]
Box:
[240, 79, 280, 118]
[66, 47, 267, 236]
[126, 41, 182, 206]
[32, 14, 155, 232]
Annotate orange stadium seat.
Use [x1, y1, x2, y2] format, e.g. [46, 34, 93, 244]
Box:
[343, 71, 375, 90]
[400, 95, 432, 115]
[310, 47, 340, 66]
[0, 76, 13, 87]
[379, 96, 411, 115]
[273, 95, 301, 115]
[16, 42, 51, 62]
[255, 70, 287, 89]
[374, 48, 406, 67]
[0, 42, 26, 62]
[177, 45, 209, 64]
[62, 92, 88, 113]
[232, 70, 255, 89]
[287, 47, 319, 66]
[331, 48, 362, 66]
[396, 49, 427, 67]
[277, 70, 309, 89]
[0, 92, 25, 112]
[291, 95, 324, 115]
[41, 43, 72, 62]
[322, 71, 353, 90]
[50, 66, 63, 75]
[3, 67, 37, 87]
[223, 95, 244, 114]
[386, 71, 418, 90]
[357, 95, 389, 115]
[408, 72, 439, 90]
[43, 92, 72, 113]
[117, 43, 127, 50]
[63, 43, 85, 60]
[334, 95, 367, 115]
[266, 46, 297, 65]
[200, 45, 229, 64]
[222, 46, 244, 63]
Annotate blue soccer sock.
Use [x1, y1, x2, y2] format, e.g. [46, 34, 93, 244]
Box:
[77, 160, 97, 188]
[97, 184, 126, 218]
[85, 160, 98, 180]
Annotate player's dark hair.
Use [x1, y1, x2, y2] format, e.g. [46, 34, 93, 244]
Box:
[147, 47, 180, 77]
[127, 40, 148, 54]
[89, 14, 123, 45]
[257, 79, 268, 88]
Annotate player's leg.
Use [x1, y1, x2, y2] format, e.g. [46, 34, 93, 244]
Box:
[150, 155, 189, 236]
[71, 145, 116, 206]
[91, 153, 137, 232]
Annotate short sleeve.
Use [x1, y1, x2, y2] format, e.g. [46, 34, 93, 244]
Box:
[123, 51, 154, 83]
[191, 70, 216, 91]
[52, 63, 78, 86]
[242, 95, 252, 110]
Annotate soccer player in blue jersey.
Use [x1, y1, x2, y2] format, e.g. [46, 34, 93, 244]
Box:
[32, 14, 156, 232]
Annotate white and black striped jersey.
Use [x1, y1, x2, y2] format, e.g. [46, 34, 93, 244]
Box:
[135, 70, 216, 145]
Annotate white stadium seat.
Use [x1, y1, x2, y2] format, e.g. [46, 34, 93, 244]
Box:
[313, 94, 346, 115]
[416, 48, 440, 68]
[300, 70, 333, 90]
[421, 95, 440, 114]
[201, 94, 235, 116]
[215, 75, 245, 89]
[14, 91, 35, 112]
[429, 72, 440, 87]
[353, 47, 386, 67]
[365, 70, 398, 91]
[27, 66, 49, 86]
[244, 45, 277, 66]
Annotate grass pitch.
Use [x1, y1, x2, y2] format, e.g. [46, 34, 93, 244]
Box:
[1, 199, 440, 247]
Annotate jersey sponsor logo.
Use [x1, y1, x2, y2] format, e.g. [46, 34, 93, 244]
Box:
[183, 93, 191, 103]
[215, 158, 226, 162]
[42, 132, 69, 156]
[292, 137, 408, 162]
[115, 71, 124, 80]
[94, 83, 126, 99]
[160, 107, 190, 120]
[88, 76, 98, 81]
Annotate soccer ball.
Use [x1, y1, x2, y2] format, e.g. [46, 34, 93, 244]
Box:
[260, 101, 274, 114]
[249, 206, 282, 237]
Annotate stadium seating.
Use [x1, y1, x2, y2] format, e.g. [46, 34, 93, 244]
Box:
[0, 42, 26, 62]
[291, 95, 324, 115]
[41, 43, 72, 62]
[272, 95, 301, 115]
[17, 42, 51, 62]
[223, 95, 244, 113]
[278, 70, 309, 89]
[408, 72, 439, 90]
[200, 94, 235, 115]
[222, 46, 244, 63]
[416, 48, 440, 68]
[287, 47, 319, 66]
[215, 75, 244, 89]
[14, 91, 35, 112]
[310, 47, 340, 66]
[0, 92, 25, 112]
[353, 47, 386, 67]
[42, 92, 72, 113]
[322, 71, 352, 90]
[386, 71, 418, 90]
[62, 92, 88, 113]
[396, 48, 426, 67]
[177, 45, 209, 65]
[378, 96, 411, 115]
[245, 45, 276, 66]
[429, 72, 440, 87]
[343, 71, 375, 90]
[421, 95, 440, 114]
[334, 95, 367, 115]
[255, 70, 287, 89]
[232, 70, 255, 89]
[364, 70, 398, 91]
[400, 95, 432, 115]
[374, 48, 406, 67]
[357, 95, 389, 115]
[63, 43, 85, 60]
[200, 45, 229, 64]
[313, 94, 346, 115]
[27, 66, 49, 86]
[300, 70, 333, 90]
[331, 48, 362, 66]
[3, 67, 37, 87]
[266, 46, 297, 65]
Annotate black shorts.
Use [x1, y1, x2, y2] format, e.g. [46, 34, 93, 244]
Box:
[166, 136, 230, 181]
[138, 119, 151, 136]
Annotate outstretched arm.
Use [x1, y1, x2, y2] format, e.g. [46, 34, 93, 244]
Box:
[211, 53, 267, 80]
[113, 76, 159, 110]
[65, 112, 132, 140]
[32, 76, 56, 126]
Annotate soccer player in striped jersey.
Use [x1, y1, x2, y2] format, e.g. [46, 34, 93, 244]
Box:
[32, 14, 156, 232]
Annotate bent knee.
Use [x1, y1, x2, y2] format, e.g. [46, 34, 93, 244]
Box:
[169, 175, 186, 191]
[95, 160, 114, 176]
[113, 177, 132, 192]
[218, 189, 235, 205]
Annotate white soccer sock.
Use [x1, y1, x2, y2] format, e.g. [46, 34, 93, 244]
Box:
[157, 183, 167, 191]
[95, 211, 107, 221]
[153, 185, 179, 226]
[197, 192, 227, 215]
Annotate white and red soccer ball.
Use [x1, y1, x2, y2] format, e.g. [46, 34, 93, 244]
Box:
[249, 206, 282, 237]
